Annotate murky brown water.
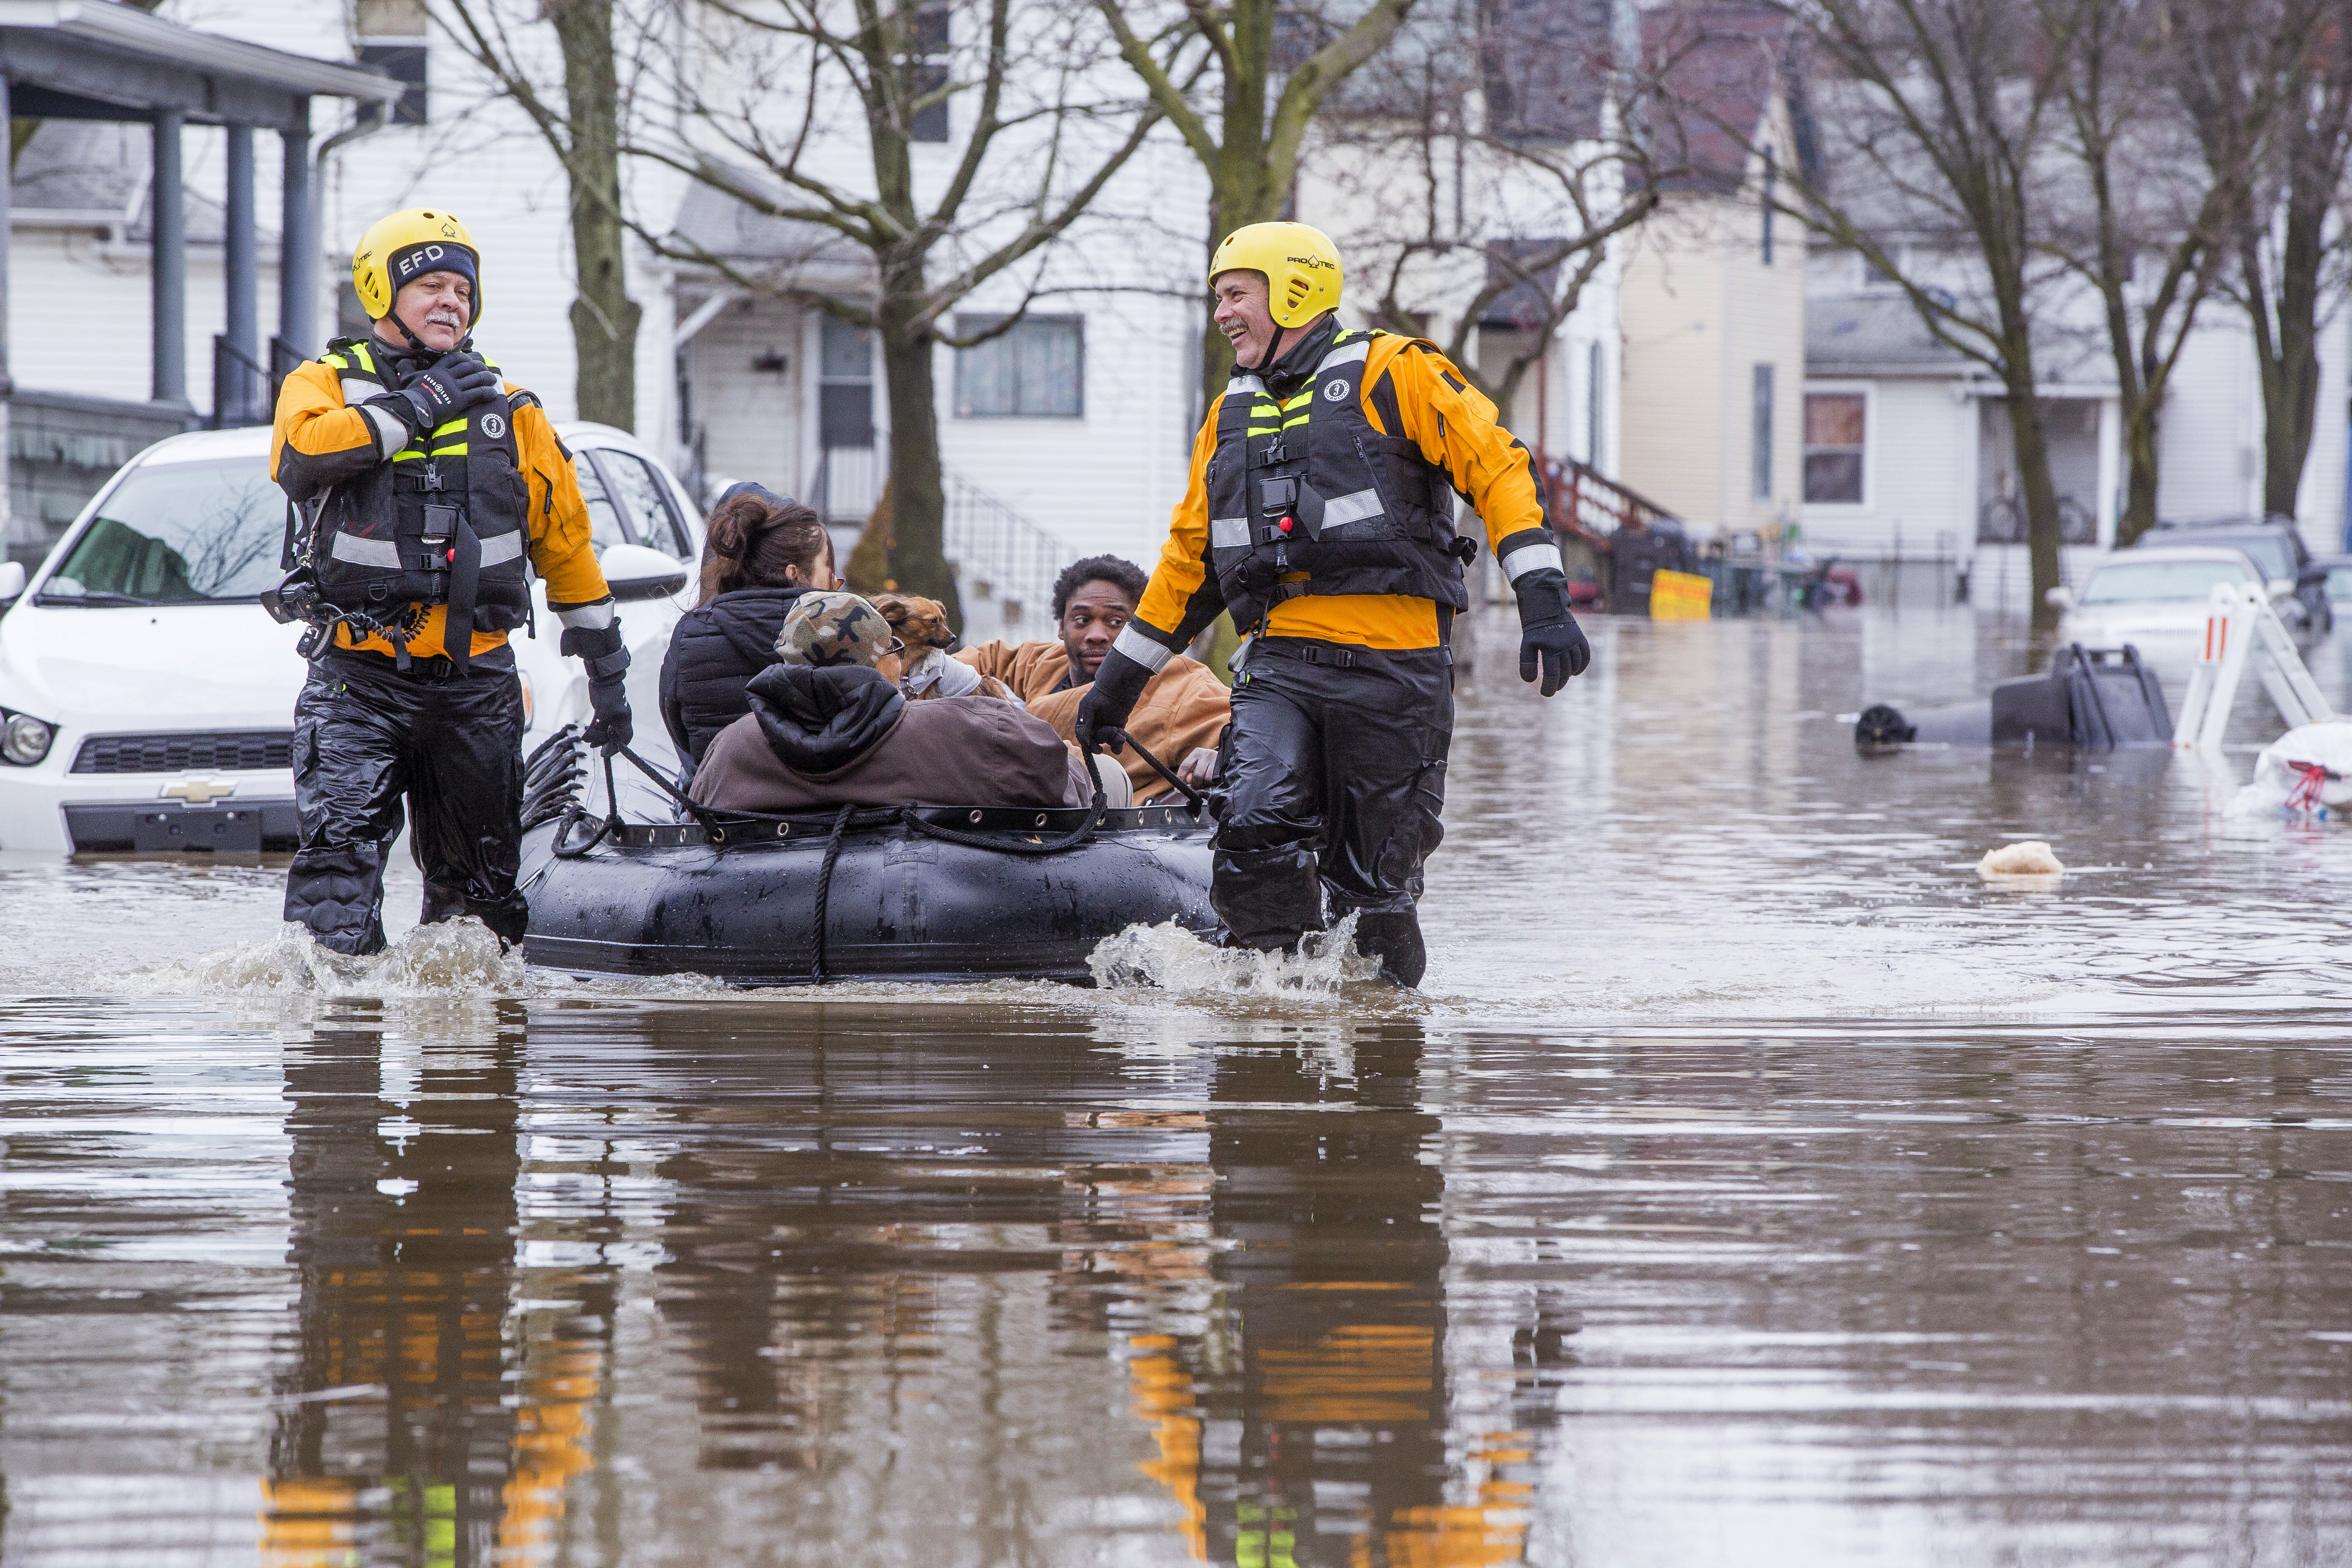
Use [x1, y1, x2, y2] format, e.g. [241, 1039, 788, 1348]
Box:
[3, 604, 2349, 1565]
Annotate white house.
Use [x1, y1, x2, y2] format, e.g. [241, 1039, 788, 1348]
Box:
[7, 0, 1216, 634]
[1799, 240, 2352, 604]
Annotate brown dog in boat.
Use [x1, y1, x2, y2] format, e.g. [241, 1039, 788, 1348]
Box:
[873, 593, 1015, 701]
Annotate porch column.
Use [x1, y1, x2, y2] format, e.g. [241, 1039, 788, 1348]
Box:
[279, 100, 316, 361]
[150, 107, 186, 406]
[0, 73, 13, 554]
[224, 124, 258, 421]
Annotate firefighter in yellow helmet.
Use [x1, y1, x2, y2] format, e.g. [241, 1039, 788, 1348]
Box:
[266, 208, 630, 954]
[1076, 222, 1590, 985]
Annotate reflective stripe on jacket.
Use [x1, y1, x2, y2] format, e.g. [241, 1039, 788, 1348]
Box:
[272, 338, 612, 662]
[1128, 328, 1558, 655]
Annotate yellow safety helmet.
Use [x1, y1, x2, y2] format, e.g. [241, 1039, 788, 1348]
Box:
[352, 208, 484, 327]
[1208, 221, 1343, 330]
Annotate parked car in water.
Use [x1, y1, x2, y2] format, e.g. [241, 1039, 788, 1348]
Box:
[2132, 515, 2332, 633]
[2048, 546, 2272, 656]
[0, 423, 700, 855]
[2307, 552, 2352, 608]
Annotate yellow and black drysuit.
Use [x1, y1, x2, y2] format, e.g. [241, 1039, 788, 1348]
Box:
[1077, 314, 1589, 984]
[271, 335, 623, 955]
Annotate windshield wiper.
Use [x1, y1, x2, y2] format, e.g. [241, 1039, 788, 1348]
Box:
[35, 590, 157, 607]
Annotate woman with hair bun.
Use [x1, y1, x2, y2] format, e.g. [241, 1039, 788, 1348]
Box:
[658, 482, 838, 767]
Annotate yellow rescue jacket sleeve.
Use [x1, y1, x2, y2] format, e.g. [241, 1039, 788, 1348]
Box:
[511, 396, 613, 617]
[1368, 337, 1551, 559]
[271, 358, 408, 502]
[1129, 399, 1228, 650]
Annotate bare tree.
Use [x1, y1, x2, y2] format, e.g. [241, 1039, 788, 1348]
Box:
[454, 0, 1160, 619]
[2046, 0, 2281, 545]
[1311, 1, 1656, 414]
[1756, 0, 2080, 623]
[2197, 0, 2352, 519]
[444, 0, 645, 430]
[640, 0, 1158, 618]
[1095, 0, 1420, 395]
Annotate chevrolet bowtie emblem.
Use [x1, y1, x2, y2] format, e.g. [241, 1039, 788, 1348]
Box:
[161, 778, 238, 805]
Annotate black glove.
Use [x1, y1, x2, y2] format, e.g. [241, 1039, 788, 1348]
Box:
[1075, 646, 1153, 754]
[1514, 571, 1590, 698]
[384, 350, 500, 438]
[583, 676, 632, 756]
[563, 622, 633, 755]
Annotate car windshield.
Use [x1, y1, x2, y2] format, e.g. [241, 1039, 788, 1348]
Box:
[2328, 566, 2352, 603]
[2079, 558, 2254, 605]
[2168, 534, 2292, 580]
[40, 459, 283, 605]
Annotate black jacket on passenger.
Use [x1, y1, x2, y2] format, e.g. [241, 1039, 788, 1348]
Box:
[659, 586, 816, 765]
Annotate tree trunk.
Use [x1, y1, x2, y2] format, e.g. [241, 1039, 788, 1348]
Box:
[2117, 398, 2163, 546]
[878, 296, 961, 626]
[1198, 1, 1278, 405]
[550, 0, 639, 430]
[2254, 203, 2327, 518]
[2002, 386, 2066, 629]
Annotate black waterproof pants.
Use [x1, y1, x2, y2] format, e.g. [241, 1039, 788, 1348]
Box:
[1212, 641, 1452, 975]
[284, 649, 529, 956]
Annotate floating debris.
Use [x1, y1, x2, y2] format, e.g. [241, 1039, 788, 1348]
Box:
[1979, 841, 2065, 878]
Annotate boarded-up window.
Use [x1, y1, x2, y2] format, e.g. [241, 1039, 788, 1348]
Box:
[1804, 392, 1867, 504]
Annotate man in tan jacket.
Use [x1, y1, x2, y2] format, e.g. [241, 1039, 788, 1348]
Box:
[958, 556, 1229, 801]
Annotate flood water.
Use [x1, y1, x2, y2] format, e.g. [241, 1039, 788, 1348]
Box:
[2, 603, 2348, 1565]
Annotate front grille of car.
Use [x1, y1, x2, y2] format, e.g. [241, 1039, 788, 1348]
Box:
[71, 730, 295, 774]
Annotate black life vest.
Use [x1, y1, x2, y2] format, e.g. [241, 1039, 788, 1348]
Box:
[308, 337, 533, 665]
[1205, 328, 1472, 630]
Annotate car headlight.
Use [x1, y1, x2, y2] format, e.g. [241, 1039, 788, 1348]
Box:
[2, 708, 55, 766]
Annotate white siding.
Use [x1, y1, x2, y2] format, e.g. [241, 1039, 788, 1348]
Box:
[684, 298, 807, 497]
[9, 225, 280, 414]
[1800, 377, 1976, 557]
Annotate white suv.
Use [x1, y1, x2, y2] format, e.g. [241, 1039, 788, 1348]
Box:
[0, 422, 700, 855]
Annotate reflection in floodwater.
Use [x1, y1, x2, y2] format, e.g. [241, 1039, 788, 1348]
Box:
[2, 609, 2351, 1563]
[262, 1004, 601, 1565]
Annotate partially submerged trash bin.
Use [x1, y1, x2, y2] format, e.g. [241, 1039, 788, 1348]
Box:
[1856, 644, 2172, 750]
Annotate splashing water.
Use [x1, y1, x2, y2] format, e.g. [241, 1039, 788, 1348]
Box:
[1087, 913, 1390, 999]
[127, 918, 528, 999]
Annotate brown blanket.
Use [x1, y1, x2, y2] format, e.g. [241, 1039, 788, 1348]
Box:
[959, 639, 1231, 801]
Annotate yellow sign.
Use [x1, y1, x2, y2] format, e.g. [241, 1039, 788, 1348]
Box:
[1649, 569, 1713, 621]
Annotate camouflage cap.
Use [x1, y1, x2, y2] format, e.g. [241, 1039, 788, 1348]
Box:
[775, 590, 896, 668]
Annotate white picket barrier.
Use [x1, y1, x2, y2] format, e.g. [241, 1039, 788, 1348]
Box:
[2173, 583, 2335, 751]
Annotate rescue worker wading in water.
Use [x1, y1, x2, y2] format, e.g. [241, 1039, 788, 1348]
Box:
[268, 208, 631, 955]
[1076, 222, 1590, 986]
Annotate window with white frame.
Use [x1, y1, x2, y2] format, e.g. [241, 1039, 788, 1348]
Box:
[1803, 391, 1868, 504]
[954, 315, 1083, 418]
[356, 0, 428, 125]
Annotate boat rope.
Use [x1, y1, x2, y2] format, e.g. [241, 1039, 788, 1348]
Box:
[550, 748, 627, 859]
[531, 730, 1206, 863]
[812, 803, 854, 982]
[611, 744, 737, 843]
[1110, 733, 1208, 811]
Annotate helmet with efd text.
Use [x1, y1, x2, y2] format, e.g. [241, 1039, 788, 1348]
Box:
[352, 208, 483, 327]
[1208, 221, 1343, 330]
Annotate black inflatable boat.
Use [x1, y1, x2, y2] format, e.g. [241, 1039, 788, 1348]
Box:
[1855, 643, 2173, 750]
[516, 731, 1217, 985]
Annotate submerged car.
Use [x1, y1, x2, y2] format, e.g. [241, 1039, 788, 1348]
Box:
[0, 423, 699, 855]
[2048, 546, 2272, 654]
[2132, 515, 2331, 632]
